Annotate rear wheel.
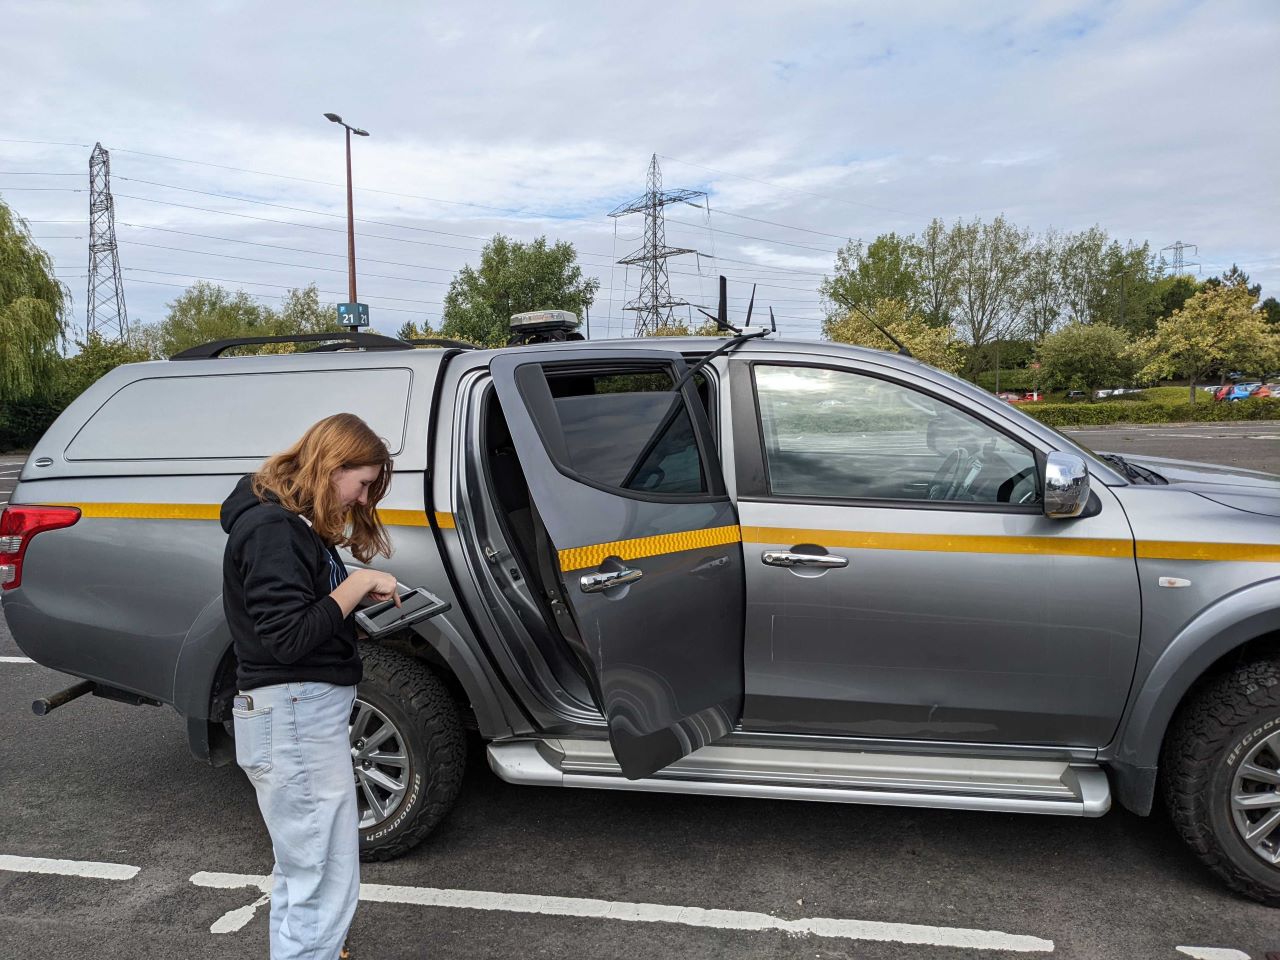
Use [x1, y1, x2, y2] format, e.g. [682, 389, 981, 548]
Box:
[1162, 657, 1280, 904]
[353, 644, 465, 861]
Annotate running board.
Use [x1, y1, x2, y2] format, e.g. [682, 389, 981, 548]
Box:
[488, 739, 1111, 817]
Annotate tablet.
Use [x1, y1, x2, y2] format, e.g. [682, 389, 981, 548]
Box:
[354, 587, 451, 639]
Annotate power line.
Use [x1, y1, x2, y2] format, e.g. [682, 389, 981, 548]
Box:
[4, 141, 850, 261]
[658, 153, 913, 217]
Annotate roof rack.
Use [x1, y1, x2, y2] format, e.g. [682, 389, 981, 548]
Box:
[170, 332, 413, 360]
[404, 337, 477, 350]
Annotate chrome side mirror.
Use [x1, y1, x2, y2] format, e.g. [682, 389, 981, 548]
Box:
[1044, 452, 1090, 519]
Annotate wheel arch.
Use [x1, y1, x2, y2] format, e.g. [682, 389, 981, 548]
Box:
[1110, 578, 1280, 815]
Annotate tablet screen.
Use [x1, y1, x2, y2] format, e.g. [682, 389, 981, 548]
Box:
[366, 589, 443, 630]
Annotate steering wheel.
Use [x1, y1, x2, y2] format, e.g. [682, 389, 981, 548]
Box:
[927, 447, 969, 500]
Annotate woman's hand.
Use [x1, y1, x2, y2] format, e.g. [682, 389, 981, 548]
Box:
[330, 568, 400, 618]
[361, 569, 400, 606]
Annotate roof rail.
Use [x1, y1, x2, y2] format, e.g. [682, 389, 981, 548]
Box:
[169, 332, 412, 360]
[404, 337, 477, 350]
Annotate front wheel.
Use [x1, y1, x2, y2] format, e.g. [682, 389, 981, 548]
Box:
[352, 644, 466, 861]
[1162, 656, 1280, 904]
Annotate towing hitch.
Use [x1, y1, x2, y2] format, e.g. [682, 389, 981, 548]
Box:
[32, 680, 161, 716]
[32, 680, 94, 716]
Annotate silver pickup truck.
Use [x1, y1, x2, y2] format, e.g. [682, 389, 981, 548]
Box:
[3, 331, 1279, 902]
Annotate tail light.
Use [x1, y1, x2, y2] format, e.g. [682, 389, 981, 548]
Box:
[0, 505, 81, 590]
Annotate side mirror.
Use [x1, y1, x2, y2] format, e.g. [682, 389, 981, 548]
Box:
[1044, 452, 1090, 519]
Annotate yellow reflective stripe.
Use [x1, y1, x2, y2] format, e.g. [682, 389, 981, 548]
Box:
[48, 502, 432, 527]
[741, 526, 1133, 559]
[559, 524, 742, 573]
[1137, 540, 1280, 563]
[378, 509, 429, 528]
[433, 511, 456, 529]
[51, 502, 222, 521]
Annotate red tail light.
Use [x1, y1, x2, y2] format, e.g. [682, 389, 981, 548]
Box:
[0, 505, 81, 590]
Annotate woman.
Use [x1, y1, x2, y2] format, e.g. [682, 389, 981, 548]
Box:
[220, 413, 399, 960]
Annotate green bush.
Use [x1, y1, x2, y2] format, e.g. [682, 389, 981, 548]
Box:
[0, 397, 65, 452]
[972, 367, 1039, 392]
[1025, 397, 1280, 427]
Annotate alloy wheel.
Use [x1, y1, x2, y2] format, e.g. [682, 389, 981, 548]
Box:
[1231, 727, 1280, 865]
[349, 697, 412, 829]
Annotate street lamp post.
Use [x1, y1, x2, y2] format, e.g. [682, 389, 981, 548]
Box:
[324, 112, 370, 332]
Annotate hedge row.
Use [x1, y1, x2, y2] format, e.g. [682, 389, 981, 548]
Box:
[0, 399, 65, 453]
[1022, 397, 1280, 427]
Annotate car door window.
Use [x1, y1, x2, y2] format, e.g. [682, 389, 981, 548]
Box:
[518, 364, 711, 496]
[753, 364, 1039, 505]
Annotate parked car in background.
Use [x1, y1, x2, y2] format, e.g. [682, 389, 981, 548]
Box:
[1066, 390, 1087, 401]
[995, 391, 1022, 402]
[1214, 384, 1234, 402]
[1251, 383, 1277, 398]
[1228, 383, 1262, 401]
[1012, 392, 1043, 403]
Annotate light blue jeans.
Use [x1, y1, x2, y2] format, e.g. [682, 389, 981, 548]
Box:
[234, 681, 360, 960]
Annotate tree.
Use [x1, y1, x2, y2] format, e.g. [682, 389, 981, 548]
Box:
[438, 235, 599, 348]
[1058, 227, 1112, 325]
[1019, 229, 1065, 342]
[824, 298, 965, 374]
[57, 333, 150, 403]
[277, 284, 341, 334]
[133, 283, 340, 358]
[134, 282, 277, 358]
[821, 233, 923, 322]
[912, 218, 959, 328]
[1261, 296, 1280, 329]
[1135, 284, 1280, 402]
[0, 200, 69, 404]
[396, 320, 438, 341]
[1036, 323, 1133, 397]
[1203, 264, 1262, 298]
[950, 215, 1028, 360]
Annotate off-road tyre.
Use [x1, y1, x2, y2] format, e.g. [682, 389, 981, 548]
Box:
[355, 644, 465, 861]
[1161, 657, 1280, 904]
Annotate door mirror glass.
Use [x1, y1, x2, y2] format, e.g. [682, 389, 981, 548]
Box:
[1043, 452, 1090, 519]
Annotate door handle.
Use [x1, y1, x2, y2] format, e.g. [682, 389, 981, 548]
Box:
[762, 551, 848, 569]
[580, 566, 644, 593]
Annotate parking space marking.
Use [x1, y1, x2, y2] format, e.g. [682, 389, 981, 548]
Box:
[190, 871, 1055, 952]
[0, 854, 140, 880]
[0, 656, 35, 664]
[1176, 947, 1251, 959]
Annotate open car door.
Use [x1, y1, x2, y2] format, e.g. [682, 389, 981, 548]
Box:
[489, 347, 744, 779]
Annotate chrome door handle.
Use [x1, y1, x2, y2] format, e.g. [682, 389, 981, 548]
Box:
[762, 551, 848, 569]
[580, 567, 644, 593]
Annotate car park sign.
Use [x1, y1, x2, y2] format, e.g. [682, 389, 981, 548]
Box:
[337, 302, 370, 328]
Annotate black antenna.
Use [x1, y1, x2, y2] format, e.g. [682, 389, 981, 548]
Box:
[769, 306, 777, 333]
[832, 294, 913, 358]
[717, 275, 729, 330]
[744, 284, 756, 327]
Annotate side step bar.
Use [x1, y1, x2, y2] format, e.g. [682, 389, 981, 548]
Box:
[488, 738, 1111, 817]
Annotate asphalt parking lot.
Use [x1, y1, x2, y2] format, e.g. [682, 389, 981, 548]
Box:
[2, 426, 1278, 959]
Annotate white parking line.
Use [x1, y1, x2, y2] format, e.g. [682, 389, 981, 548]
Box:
[190, 871, 1055, 952]
[0, 656, 35, 664]
[0, 854, 140, 880]
[1176, 947, 1251, 959]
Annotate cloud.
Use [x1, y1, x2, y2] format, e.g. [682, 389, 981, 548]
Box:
[2, 0, 1277, 340]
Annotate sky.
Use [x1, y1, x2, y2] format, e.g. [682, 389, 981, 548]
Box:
[2, 0, 1277, 343]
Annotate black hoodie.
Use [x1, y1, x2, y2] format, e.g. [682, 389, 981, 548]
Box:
[220, 475, 361, 691]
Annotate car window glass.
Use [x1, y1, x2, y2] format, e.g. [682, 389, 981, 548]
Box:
[753, 364, 1039, 505]
[66, 368, 412, 460]
[541, 366, 708, 495]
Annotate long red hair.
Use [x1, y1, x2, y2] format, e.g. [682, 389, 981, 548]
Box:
[253, 413, 393, 563]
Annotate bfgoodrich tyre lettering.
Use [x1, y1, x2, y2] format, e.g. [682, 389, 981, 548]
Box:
[354, 644, 465, 861]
